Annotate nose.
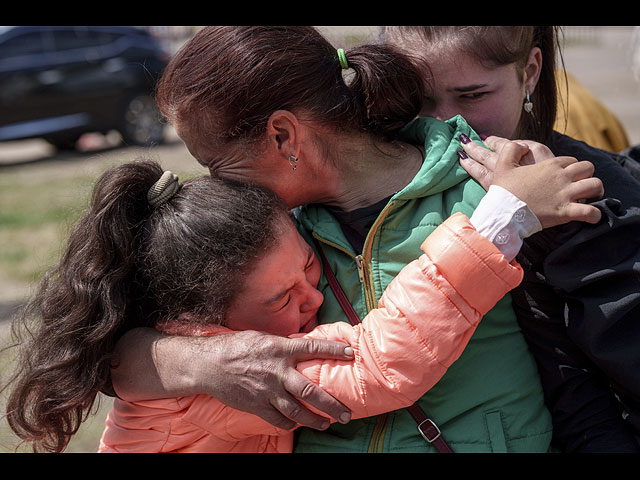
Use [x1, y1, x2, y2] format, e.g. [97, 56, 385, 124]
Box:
[420, 96, 456, 123]
[300, 284, 324, 314]
[422, 105, 455, 123]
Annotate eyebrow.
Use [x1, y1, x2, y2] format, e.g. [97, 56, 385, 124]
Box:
[264, 249, 314, 305]
[451, 83, 488, 93]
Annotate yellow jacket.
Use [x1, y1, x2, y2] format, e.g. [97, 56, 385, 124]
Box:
[555, 70, 630, 152]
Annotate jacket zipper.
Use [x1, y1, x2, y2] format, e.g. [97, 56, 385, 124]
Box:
[312, 201, 395, 452]
[353, 202, 396, 452]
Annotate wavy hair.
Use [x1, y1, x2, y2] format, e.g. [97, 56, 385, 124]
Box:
[4, 159, 289, 452]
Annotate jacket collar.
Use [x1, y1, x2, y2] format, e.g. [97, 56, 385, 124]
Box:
[297, 115, 481, 243]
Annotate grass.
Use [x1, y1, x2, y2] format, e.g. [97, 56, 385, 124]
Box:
[0, 155, 116, 453]
[0, 173, 91, 287]
[0, 137, 206, 453]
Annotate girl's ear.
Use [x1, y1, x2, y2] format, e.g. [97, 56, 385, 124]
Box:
[523, 46, 543, 95]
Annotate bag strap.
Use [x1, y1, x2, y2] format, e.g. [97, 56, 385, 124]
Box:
[312, 238, 453, 453]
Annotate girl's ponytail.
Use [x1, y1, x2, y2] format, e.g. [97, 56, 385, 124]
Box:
[5, 160, 162, 452]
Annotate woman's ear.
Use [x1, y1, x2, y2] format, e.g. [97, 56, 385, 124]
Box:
[523, 46, 543, 95]
[265, 110, 301, 158]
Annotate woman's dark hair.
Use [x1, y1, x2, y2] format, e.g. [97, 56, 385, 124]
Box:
[381, 26, 564, 144]
[155, 26, 426, 168]
[4, 159, 289, 452]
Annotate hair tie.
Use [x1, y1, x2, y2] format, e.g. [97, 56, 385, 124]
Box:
[337, 48, 349, 70]
[147, 171, 180, 208]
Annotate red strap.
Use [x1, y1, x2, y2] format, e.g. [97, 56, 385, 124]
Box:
[406, 404, 454, 453]
[312, 238, 453, 453]
[314, 240, 361, 327]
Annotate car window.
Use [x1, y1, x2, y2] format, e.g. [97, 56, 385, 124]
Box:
[50, 28, 120, 51]
[0, 31, 45, 57]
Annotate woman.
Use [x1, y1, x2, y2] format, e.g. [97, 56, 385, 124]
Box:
[110, 26, 603, 452]
[383, 25, 640, 452]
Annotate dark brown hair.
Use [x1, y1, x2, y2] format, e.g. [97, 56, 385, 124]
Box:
[155, 26, 426, 168]
[4, 160, 289, 452]
[382, 26, 563, 144]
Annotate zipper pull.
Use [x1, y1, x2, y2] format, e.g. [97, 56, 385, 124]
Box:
[355, 255, 365, 284]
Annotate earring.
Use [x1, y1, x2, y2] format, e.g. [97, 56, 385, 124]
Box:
[288, 154, 298, 172]
[523, 91, 534, 114]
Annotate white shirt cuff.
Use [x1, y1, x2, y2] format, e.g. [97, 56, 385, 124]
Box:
[470, 185, 542, 262]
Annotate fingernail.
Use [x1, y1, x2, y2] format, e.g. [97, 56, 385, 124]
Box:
[460, 133, 471, 144]
[457, 150, 468, 159]
[479, 133, 489, 140]
[344, 346, 354, 358]
[339, 412, 351, 424]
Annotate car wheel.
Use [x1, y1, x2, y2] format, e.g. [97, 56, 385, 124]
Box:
[119, 94, 165, 147]
[44, 132, 82, 151]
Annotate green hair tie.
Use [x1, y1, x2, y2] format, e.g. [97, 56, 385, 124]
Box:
[337, 48, 349, 70]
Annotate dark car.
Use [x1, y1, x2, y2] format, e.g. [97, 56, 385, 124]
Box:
[0, 26, 170, 150]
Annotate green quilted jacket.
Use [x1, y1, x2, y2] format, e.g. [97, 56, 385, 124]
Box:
[294, 116, 552, 453]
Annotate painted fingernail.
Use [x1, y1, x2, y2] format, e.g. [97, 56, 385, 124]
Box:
[460, 133, 471, 144]
[457, 150, 468, 159]
[479, 133, 489, 140]
[344, 346, 354, 357]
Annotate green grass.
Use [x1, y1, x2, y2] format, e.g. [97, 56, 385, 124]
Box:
[0, 163, 109, 453]
[0, 174, 91, 285]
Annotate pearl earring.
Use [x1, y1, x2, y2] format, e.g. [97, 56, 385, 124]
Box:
[524, 91, 534, 114]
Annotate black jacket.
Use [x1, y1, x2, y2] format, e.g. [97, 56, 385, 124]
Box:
[511, 132, 640, 453]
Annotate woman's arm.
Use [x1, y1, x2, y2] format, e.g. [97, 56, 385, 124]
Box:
[111, 328, 354, 430]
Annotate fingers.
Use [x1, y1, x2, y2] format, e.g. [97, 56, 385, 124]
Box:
[564, 158, 595, 181]
[563, 201, 603, 225]
[569, 176, 605, 202]
[283, 338, 353, 426]
[257, 402, 300, 431]
[281, 372, 351, 427]
[287, 337, 354, 361]
[458, 154, 493, 191]
[481, 135, 513, 154]
[494, 141, 531, 170]
[460, 135, 498, 170]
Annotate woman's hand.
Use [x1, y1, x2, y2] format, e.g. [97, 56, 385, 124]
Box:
[458, 135, 604, 229]
[202, 330, 354, 430]
[112, 328, 353, 431]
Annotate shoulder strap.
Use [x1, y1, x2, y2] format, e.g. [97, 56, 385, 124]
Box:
[312, 238, 454, 453]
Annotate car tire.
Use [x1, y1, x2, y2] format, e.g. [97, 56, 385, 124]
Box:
[43, 132, 82, 151]
[119, 93, 165, 147]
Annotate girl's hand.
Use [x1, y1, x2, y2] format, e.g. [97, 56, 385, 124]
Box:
[459, 136, 604, 229]
[458, 135, 554, 189]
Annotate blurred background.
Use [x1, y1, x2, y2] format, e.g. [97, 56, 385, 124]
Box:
[1, 25, 639, 453]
